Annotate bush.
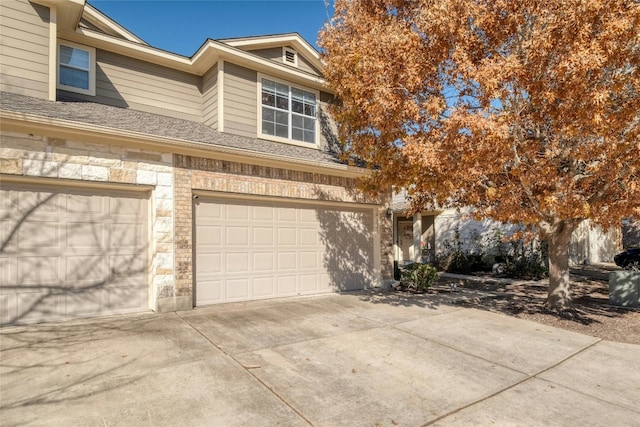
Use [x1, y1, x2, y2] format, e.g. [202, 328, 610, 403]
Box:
[401, 263, 439, 292]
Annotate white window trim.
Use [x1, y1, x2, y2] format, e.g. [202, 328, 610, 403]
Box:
[257, 73, 320, 149]
[282, 47, 298, 68]
[57, 41, 96, 96]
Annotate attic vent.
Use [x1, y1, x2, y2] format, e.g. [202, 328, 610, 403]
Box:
[283, 48, 298, 67]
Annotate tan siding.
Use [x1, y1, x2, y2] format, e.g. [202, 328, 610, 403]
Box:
[58, 48, 202, 122]
[0, 0, 50, 99]
[223, 62, 257, 138]
[202, 65, 218, 128]
[247, 47, 322, 77]
[298, 54, 322, 76]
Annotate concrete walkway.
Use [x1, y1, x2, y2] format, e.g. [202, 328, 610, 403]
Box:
[1, 291, 638, 426]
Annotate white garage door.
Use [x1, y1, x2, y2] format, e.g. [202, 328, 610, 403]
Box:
[0, 183, 148, 325]
[195, 197, 375, 305]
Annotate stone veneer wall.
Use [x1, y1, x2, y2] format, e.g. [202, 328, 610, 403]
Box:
[0, 131, 175, 310]
[173, 154, 394, 298]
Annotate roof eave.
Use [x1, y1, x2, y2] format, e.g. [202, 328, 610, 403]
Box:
[0, 110, 366, 178]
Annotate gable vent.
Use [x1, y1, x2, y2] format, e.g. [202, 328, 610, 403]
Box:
[283, 48, 298, 67]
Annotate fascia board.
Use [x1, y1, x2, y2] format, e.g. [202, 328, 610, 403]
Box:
[82, 4, 147, 45]
[63, 28, 194, 72]
[0, 110, 367, 179]
[221, 34, 324, 70]
[67, 29, 333, 93]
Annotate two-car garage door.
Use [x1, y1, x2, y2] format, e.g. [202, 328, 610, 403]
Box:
[195, 197, 375, 305]
[0, 183, 148, 325]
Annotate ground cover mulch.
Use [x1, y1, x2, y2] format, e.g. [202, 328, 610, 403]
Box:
[431, 274, 640, 345]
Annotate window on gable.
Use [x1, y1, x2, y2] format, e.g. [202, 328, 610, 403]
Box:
[261, 78, 317, 144]
[57, 42, 95, 96]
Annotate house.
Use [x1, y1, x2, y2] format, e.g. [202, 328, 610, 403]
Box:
[390, 189, 621, 266]
[0, 0, 394, 325]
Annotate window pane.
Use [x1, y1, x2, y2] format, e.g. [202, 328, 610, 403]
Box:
[276, 95, 288, 110]
[291, 87, 304, 100]
[262, 107, 274, 121]
[276, 111, 288, 125]
[303, 117, 315, 131]
[275, 124, 288, 138]
[262, 120, 275, 136]
[262, 79, 275, 90]
[291, 115, 302, 128]
[304, 104, 315, 117]
[276, 82, 288, 96]
[262, 91, 275, 107]
[292, 100, 304, 114]
[60, 66, 89, 89]
[304, 91, 316, 103]
[292, 128, 303, 141]
[304, 130, 315, 143]
[60, 46, 89, 69]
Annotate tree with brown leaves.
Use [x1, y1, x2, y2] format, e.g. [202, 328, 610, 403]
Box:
[320, 0, 640, 310]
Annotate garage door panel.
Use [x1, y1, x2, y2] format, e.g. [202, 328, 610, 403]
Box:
[253, 252, 275, 271]
[109, 223, 143, 249]
[299, 274, 318, 293]
[253, 227, 274, 246]
[226, 278, 249, 300]
[226, 252, 249, 272]
[109, 197, 143, 217]
[66, 255, 106, 284]
[105, 285, 146, 311]
[18, 256, 60, 285]
[299, 251, 318, 269]
[195, 198, 375, 306]
[227, 204, 249, 220]
[226, 227, 249, 246]
[277, 207, 296, 221]
[197, 253, 222, 274]
[299, 228, 318, 245]
[0, 184, 149, 325]
[278, 228, 297, 245]
[67, 193, 103, 215]
[277, 276, 297, 295]
[277, 252, 297, 270]
[197, 225, 221, 245]
[253, 277, 275, 297]
[197, 279, 222, 304]
[18, 222, 60, 249]
[67, 222, 105, 249]
[253, 205, 274, 221]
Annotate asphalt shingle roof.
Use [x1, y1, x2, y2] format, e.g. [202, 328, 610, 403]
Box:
[0, 92, 345, 166]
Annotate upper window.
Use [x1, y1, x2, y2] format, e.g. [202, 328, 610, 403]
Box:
[260, 77, 317, 145]
[57, 42, 95, 96]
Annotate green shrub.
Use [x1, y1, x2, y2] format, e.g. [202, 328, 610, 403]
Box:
[401, 263, 439, 292]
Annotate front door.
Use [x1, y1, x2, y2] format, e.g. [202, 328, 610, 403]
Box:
[398, 220, 414, 262]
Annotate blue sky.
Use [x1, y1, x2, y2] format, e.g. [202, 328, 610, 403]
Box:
[89, 0, 333, 56]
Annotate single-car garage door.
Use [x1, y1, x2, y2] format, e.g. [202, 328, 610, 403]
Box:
[0, 183, 148, 325]
[195, 197, 375, 305]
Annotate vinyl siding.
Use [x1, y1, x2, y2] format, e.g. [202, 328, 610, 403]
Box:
[202, 65, 218, 128]
[248, 47, 322, 76]
[223, 61, 257, 138]
[58, 48, 202, 122]
[0, 0, 50, 99]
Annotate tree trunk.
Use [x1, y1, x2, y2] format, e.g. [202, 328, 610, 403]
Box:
[545, 219, 578, 311]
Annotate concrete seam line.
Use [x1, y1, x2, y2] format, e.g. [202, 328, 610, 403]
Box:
[174, 311, 313, 426]
[421, 338, 604, 426]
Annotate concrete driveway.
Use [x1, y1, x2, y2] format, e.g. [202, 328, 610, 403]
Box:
[1, 291, 639, 426]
